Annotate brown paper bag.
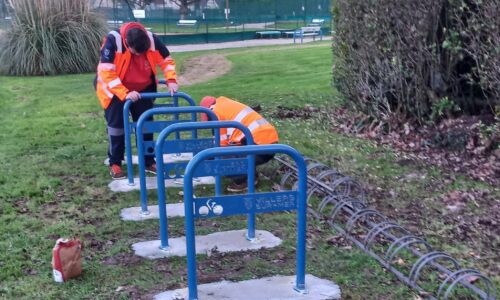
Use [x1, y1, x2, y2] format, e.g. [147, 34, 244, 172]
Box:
[51, 238, 83, 283]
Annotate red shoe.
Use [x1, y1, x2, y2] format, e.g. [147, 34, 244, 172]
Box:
[109, 164, 125, 180]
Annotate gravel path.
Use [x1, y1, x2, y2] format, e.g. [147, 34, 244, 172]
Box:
[169, 37, 330, 53]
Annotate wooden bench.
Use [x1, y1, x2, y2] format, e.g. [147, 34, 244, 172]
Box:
[293, 26, 323, 44]
[177, 20, 198, 27]
[308, 18, 325, 27]
[255, 30, 282, 39]
[106, 20, 123, 27]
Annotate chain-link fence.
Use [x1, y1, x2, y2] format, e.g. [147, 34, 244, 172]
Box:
[91, 0, 332, 44]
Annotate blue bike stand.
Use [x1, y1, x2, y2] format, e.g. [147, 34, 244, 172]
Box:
[154, 121, 255, 249]
[134, 107, 218, 214]
[123, 91, 196, 185]
[182, 144, 308, 300]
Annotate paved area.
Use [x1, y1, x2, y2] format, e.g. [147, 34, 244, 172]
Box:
[133, 229, 282, 259]
[121, 203, 185, 221]
[103, 153, 192, 166]
[169, 37, 331, 53]
[154, 274, 341, 300]
[108, 175, 213, 192]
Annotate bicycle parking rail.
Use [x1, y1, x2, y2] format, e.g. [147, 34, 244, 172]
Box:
[182, 144, 308, 300]
[155, 121, 255, 249]
[274, 155, 496, 300]
[123, 91, 196, 185]
[135, 107, 218, 213]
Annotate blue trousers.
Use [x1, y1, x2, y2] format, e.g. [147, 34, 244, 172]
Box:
[104, 84, 156, 166]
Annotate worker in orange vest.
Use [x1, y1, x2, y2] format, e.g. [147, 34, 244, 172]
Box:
[200, 96, 279, 192]
[95, 22, 178, 179]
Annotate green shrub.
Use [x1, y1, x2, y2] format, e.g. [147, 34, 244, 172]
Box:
[332, 0, 500, 123]
[0, 0, 108, 76]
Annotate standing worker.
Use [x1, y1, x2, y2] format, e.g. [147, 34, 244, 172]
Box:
[95, 22, 178, 179]
[200, 96, 279, 192]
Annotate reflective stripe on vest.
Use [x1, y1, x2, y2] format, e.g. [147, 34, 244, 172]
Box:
[147, 31, 155, 51]
[109, 31, 122, 53]
[108, 78, 122, 89]
[98, 77, 114, 98]
[233, 119, 269, 142]
[227, 107, 253, 137]
[97, 63, 116, 71]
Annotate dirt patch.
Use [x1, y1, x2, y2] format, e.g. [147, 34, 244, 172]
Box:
[178, 54, 232, 86]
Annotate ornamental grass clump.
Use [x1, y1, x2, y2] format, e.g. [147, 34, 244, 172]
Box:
[0, 0, 108, 75]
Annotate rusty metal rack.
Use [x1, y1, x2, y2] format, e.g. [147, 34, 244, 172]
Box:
[273, 155, 497, 300]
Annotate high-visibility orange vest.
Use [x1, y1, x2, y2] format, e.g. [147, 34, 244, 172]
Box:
[95, 24, 177, 109]
[212, 96, 279, 146]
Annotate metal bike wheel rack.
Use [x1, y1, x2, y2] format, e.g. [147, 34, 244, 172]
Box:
[274, 155, 496, 300]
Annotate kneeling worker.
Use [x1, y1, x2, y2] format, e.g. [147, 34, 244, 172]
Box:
[200, 96, 279, 192]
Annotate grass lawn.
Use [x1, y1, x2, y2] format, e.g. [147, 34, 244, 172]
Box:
[0, 43, 497, 299]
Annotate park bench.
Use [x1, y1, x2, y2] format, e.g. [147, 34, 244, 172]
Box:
[176, 19, 197, 27]
[255, 30, 282, 39]
[308, 18, 325, 26]
[293, 26, 323, 44]
[106, 20, 123, 27]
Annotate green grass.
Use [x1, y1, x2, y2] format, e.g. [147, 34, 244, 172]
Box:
[0, 43, 498, 299]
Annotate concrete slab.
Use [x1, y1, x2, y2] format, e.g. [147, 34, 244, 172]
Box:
[108, 176, 214, 192]
[133, 230, 282, 259]
[154, 274, 341, 300]
[120, 203, 185, 221]
[104, 153, 193, 165]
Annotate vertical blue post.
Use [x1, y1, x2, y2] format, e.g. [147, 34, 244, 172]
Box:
[136, 113, 150, 214]
[123, 100, 135, 185]
[214, 130, 222, 196]
[294, 152, 307, 293]
[184, 173, 198, 300]
[156, 137, 170, 249]
[246, 153, 256, 240]
[173, 96, 180, 141]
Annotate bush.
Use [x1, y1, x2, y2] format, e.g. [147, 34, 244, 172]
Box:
[332, 0, 500, 124]
[0, 0, 108, 76]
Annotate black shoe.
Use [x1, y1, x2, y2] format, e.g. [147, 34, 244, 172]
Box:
[145, 163, 157, 175]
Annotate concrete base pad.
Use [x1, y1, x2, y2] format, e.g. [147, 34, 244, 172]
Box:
[154, 274, 341, 300]
[104, 153, 192, 165]
[121, 203, 185, 221]
[108, 176, 214, 192]
[133, 229, 282, 259]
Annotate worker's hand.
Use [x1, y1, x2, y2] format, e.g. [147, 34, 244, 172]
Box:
[167, 82, 178, 96]
[126, 91, 141, 102]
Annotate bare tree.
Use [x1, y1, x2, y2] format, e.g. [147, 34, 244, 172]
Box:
[126, 0, 154, 9]
[170, 0, 200, 19]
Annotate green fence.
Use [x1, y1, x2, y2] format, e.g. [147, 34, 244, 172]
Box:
[92, 0, 332, 45]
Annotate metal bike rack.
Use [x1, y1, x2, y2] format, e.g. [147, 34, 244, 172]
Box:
[274, 155, 496, 300]
[135, 106, 218, 214]
[182, 145, 308, 300]
[154, 121, 255, 249]
[123, 91, 197, 185]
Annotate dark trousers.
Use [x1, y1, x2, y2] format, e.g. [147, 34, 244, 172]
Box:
[231, 138, 275, 184]
[104, 83, 156, 166]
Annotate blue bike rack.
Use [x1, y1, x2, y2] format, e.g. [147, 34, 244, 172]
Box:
[123, 91, 196, 184]
[182, 144, 308, 300]
[155, 121, 255, 249]
[135, 107, 219, 214]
